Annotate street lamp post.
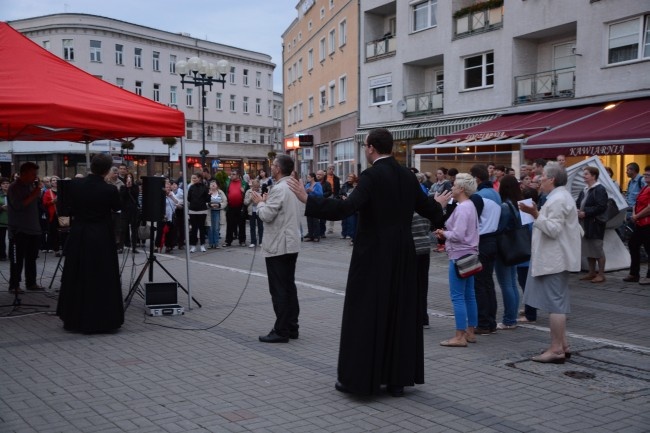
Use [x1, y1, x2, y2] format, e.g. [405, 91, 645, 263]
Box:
[175, 57, 229, 169]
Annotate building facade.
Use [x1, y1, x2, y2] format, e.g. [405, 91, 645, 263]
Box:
[359, 0, 650, 180]
[282, 0, 360, 177]
[4, 13, 283, 179]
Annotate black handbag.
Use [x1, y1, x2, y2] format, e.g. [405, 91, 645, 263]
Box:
[496, 202, 531, 266]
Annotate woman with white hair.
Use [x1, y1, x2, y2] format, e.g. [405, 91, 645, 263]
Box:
[435, 173, 479, 347]
[519, 162, 582, 363]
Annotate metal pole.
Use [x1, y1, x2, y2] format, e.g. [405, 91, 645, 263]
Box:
[201, 84, 206, 168]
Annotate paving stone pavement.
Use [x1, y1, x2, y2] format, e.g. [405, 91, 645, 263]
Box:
[1, 220, 649, 432]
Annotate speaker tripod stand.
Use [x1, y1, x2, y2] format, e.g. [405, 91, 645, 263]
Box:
[123, 221, 201, 312]
[1, 241, 49, 310]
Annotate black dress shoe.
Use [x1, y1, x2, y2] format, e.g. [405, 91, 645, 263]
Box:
[258, 330, 289, 343]
[335, 381, 352, 394]
[386, 385, 404, 397]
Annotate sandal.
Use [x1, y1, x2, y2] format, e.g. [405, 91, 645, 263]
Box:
[440, 339, 467, 347]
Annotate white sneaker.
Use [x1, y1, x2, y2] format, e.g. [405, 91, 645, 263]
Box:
[639, 277, 650, 285]
[249, 243, 256, 248]
[190, 246, 196, 253]
[200, 245, 206, 252]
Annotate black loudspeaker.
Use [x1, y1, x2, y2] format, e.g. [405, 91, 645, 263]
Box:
[141, 176, 166, 222]
[56, 179, 72, 217]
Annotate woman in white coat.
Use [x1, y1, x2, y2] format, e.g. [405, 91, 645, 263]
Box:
[519, 162, 582, 364]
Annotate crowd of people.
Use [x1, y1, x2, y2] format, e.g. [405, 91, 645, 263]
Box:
[2, 130, 648, 397]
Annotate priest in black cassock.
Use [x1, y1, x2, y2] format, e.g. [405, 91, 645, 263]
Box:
[288, 128, 450, 397]
[56, 153, 124, 333]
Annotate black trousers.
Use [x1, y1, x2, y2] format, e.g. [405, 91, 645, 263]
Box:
[9, 232, 40, 288]
[416, 253, 431, 326]
[265, 253, 299, 337]
[225, 206, 246, 245]
[629, 224, 650, 277]
[0, 227, 7, 260]
[474, 235, 498, 330]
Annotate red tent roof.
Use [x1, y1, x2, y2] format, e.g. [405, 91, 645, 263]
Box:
[0, 22, 184, 142]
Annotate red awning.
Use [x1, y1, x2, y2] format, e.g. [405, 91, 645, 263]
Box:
[435, 105, 603, 143]
[523, 98, 650, 158]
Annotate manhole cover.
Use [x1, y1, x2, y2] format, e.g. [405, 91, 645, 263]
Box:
[564, 371, 595, 379]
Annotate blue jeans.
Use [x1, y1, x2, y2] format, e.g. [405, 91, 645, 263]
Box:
[495, 258, 520, 326]
[249, 212, 263, 245]
[448, 260, 478, 330]
[208, 210, 221, 246]
[341, 213, 357, 239]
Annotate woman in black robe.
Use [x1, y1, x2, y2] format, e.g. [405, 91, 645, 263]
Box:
[56, 154, 123, 333]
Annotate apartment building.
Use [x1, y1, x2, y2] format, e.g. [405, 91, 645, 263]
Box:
[282, 0, 359, 177]
[4, 14, 282, 178]
[360, 0, 650, 179]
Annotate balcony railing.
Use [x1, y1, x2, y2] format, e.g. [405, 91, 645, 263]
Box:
[454, 6, 503, 38]
[365, 35, 396, 61]
[403, 90, 443, 117]
[514, 68, 576, 104]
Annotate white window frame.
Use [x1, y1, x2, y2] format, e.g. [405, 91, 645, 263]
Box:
[319, 37, 326, 62]
[308, 48, 314, 70]
[607, 15, 650, 65]
[297, 58, 303, 79]
[339, 19, 347, 47]
[288, 66, 293, 84]
[134, 48, 142, 68]
[135, 81, 143, 96]
[256, 98, 261, 115]
[243, 69, 249, 86]
[90, 40, 101, 62]
[229, 67, 236, 84]
[411, 0, 438, 32]
[338, 74, 347, 103]
[328, 80, 336, 108]
[329, 0, 334, 9]
[153, 83, 160, 102]
[152, 51, 160, 71]
[243, 96, 249, 114]
[63, 39, 74, 61]
[170, 86, 177, 105]
[463, 51, 494, 90]
[319, 86, 327, 112]
[186, 88, 193, 106]
[216, 92, 222, 110]
[115, 44, 123, 65]
[369, 74, 392, 105]
[328, 29, 336, 54]
[170, 54, 177, 74]
[298, 102, 303, 122]
[116, 78, 124, 89]
[256, 71, 262, 88]
[229, 94, 236, 112]
[308, 95, 314, 117]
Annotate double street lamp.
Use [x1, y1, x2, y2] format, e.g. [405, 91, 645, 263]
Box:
[175, 56, 230, 168]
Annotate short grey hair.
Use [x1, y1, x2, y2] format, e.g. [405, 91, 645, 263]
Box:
[544, 162, 567, 187]
[454, 173, 477, 196]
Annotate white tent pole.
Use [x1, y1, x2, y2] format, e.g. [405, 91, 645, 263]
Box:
[180, 136, 192, 309]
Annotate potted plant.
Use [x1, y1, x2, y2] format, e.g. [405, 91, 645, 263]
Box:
[162, 137, 177, 147]
[120, 140, 134, 151]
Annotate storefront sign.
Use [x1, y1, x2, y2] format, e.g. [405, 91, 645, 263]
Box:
[0, 153, 11, 162]
[465, 131, 507, 140]
[568, 145, 624, 156]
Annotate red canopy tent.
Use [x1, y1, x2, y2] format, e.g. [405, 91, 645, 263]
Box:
[0, 22, 184, 142]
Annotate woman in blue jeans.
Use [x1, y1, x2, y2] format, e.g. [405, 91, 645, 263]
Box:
[495, 175, 524, 330]
[435, 173, 479, 347]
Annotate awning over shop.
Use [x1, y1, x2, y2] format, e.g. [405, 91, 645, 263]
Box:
[433, 105, 603, 143]
[354, 115, 496, 143]
[523, 98, 650, 158]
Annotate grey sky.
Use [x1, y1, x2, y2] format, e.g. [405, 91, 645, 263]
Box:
[0, 0, 297, 92]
